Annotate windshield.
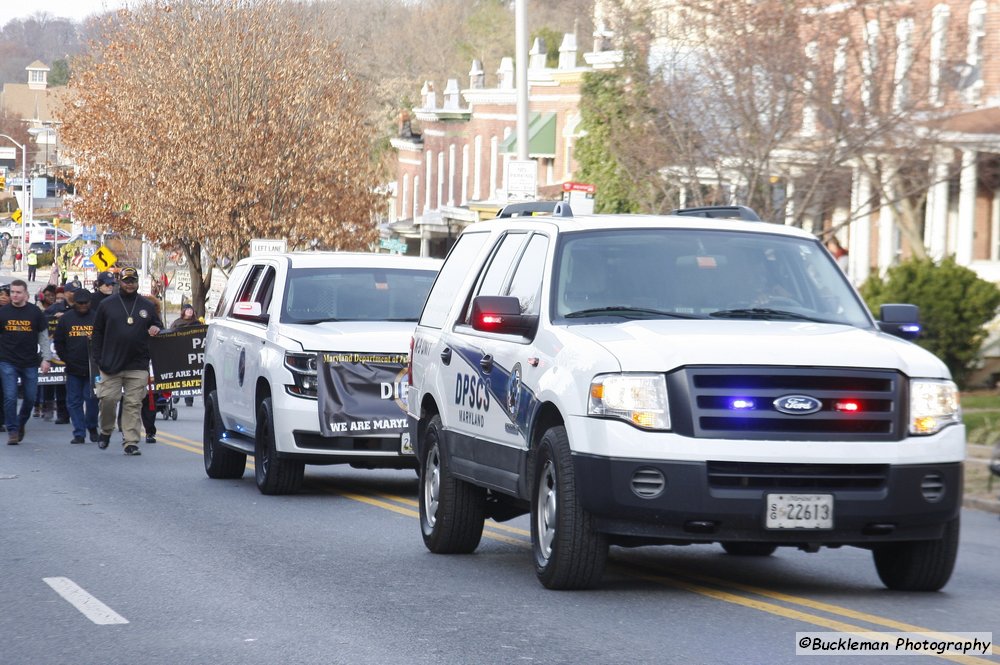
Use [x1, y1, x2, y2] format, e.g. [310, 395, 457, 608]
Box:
[553, 228, 872, 328]
[282, 267, 438, 323]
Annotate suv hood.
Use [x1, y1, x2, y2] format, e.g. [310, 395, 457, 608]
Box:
[569, 320, 950, 378]
[276, 321, 416, 353]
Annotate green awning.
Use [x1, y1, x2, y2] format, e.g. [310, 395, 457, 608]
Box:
[499, 112, 556, 158]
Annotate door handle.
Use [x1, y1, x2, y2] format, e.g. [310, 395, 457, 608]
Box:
[480, 354, 494, 373]
[440, 348, 452, 365]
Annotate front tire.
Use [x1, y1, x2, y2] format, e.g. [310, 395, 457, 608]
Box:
[254, 397, 304, 495]
[419, 415, 485, 553]
[872, 518, 960, 591]
[531, 426, 608, 590]
[203, 390, 246, 479]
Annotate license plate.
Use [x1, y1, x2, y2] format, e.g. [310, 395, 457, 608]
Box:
[765, 494, 833, 529]
[400, 433, 413, 455]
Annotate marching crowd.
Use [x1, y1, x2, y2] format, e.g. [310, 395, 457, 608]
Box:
[0, 267, 176, 456]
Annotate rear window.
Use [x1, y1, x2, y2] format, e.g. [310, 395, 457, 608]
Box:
[281, 267, 438, 323]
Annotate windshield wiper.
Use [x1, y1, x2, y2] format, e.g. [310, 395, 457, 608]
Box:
[289, 317, 340, 325]
[708, 308, 823, 322]
[565, 306, 700, 320]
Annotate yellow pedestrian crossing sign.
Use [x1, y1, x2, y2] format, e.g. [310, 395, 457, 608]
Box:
[92, 245, 118, 272]
[11, 208, 21, 224]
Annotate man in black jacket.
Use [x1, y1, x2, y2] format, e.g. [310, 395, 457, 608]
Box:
[91, 271, 116, 310]
[54, 288, 99, 444]
[0, 280, 53, 444]
[91, 267, 162, 456]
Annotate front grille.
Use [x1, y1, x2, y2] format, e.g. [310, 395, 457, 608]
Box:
[707, 461, 888, 490]
[669, 366, 905, 441]
[293, 431, 399, 452]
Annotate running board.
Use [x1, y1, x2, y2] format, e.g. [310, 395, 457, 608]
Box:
[218, 430, 255, 456]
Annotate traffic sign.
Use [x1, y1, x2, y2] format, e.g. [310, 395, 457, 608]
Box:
[505, 159, 538, 201]
[250, 238, 287, 256]
[379, 238, 407, 255]
[11, 209, 21, 224]
[91, 245, 118, 272]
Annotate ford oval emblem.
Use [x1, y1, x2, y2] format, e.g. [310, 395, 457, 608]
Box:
[773, 394, 822, 415]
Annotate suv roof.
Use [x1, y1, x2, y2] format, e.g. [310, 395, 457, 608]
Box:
[477, 211, 816, 240]
[236, 251, 442, 270]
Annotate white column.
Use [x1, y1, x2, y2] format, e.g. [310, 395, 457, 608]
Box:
[849, 163, 872, 285]
[956, 149, 977, 265]
[401, 174, 409, 220]
[473, 136, 483, 201]
[878, 168, 896, 274]
[461, 145, 470, 204]
[424, 152, 433, 215]
[413, 175, 421, 218]
[437, 151, 445, 210]
[448, 145, 456, 206]
[784, 181, 795, 225]
[489, 136, 499, 199]
[924, 150, 951, 261]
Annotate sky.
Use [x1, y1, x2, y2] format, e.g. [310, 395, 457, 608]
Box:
[0, 0, 128, 26]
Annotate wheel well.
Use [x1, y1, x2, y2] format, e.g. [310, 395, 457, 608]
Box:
[203, 366, 217, 395]
[530, 402, 564, 450]
[419, 394, 439, 439]
[255, 377, 271, 409]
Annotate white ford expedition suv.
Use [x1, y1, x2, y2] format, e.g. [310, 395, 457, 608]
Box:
[407, 203, 964, 590]
[203, 252, 441, 494]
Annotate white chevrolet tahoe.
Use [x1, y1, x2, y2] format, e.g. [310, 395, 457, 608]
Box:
[203, 252, 441, 494]
[407, 203, 964, 590]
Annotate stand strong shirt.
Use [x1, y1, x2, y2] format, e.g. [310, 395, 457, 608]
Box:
[0, 302, 49, 367]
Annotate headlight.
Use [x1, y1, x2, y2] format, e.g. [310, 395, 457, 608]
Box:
[909, 379, 960, 435]
[284, 352, 318, 397]
[588, 373, 670, 430]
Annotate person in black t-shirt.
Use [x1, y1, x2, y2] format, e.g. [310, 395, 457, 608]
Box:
[92, 267, 162, 456]
[54, 288, 99, 444]
[0, 280, 53, 444]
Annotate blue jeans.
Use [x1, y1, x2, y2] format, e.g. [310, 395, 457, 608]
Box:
[0, 362, 39, 432]
[66, 373, 99, 439]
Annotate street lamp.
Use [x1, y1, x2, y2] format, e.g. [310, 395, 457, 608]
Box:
[0, 133, 31, 264]
[28, 126, 59, 271]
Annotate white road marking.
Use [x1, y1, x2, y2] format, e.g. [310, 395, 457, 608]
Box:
[43, 577, 129, 625]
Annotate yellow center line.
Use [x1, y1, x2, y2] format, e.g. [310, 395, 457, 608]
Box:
[157, 428, 997, 661]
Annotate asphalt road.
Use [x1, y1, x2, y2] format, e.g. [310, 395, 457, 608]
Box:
[2, 402, 998, 665]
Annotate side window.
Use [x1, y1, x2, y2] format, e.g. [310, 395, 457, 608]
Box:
[477, 233, 526, 298]
[253, 266, 276, 313]
[215, 264, 251, 318]
[506, 234, 549, 315]
[234, 265, 263, 304]
[419, 232, 490, 329]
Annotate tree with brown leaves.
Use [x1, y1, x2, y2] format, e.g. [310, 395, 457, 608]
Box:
[59, 0, 380, 316]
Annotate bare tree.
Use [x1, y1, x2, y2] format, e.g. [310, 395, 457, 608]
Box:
[587, 0, 961, 260]
[59, 0, 381, 316]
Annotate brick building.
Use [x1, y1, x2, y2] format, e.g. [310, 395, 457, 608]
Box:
[389, 33, 599, 257]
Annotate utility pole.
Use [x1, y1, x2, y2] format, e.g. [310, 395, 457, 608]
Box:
[515, 0, 529, 162]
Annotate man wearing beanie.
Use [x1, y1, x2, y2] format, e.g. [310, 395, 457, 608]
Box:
[91, 267, 162, 456]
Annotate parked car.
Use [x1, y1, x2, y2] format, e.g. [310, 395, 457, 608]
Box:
[407, 202, 963, 591]
[202, 252, 442, 495]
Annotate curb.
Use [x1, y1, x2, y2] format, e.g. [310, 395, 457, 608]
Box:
[964, 496, 1000, 515]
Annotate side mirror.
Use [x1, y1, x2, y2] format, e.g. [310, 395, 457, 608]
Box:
[877, 303, 920, 340]
[471, 295, 537, 336]
[232, 301, 269, 324]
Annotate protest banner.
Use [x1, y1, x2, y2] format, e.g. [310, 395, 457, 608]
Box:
[149, 324, 207, 396]
[317, 352, 409, 438]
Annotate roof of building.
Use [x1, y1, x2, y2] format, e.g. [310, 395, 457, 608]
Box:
[0, 83, 71, 124]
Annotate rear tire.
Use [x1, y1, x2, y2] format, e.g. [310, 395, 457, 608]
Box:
[203, 390, 245, 479]
[254, 397, 304, 495]
[872, 518, 959, 591]
[531, 426, 608, 590]
[419, 415, 485, 553]
[721, 542, 777, 557]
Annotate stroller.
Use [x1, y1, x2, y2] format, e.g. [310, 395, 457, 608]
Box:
[153, 390, 179, 420]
